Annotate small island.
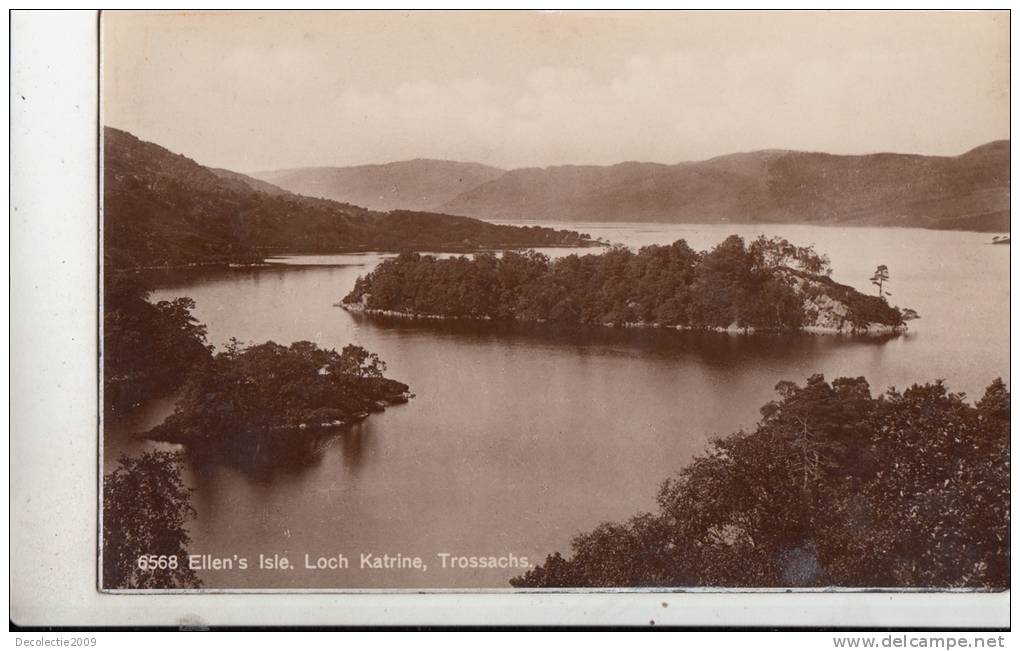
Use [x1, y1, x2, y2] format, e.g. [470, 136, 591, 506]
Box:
[144, 340, 412, 447]
[341, 235, 917, 335]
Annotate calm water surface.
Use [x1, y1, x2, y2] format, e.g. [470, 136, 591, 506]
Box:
[104, 224, 1009, 589]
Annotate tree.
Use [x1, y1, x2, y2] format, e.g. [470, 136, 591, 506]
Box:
[870, 265, 890, 298]
[749, 236, 832, 276]
[102, 452, 201, 589]
[146, 340, 410, 448]
[512, 376, 1009, 589]
[686, 235, 751, 328]
[334, 344, 387, 378]
[103, 276, 213, 413]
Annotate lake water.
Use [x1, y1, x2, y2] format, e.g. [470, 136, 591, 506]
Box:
[103, 223, 1010, 589]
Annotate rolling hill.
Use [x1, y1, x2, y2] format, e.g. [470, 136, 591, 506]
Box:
[102, 127, 594, 270]
[437, 142, 1010, 231]
[253, 159, 505, 211]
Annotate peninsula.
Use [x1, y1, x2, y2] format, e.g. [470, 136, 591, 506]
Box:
[103, 127, 599, 271]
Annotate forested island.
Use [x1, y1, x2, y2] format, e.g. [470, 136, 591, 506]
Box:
[511, 375, 1010, 590]
[342, 235, 915, 334]
[105, 274, 409, 445]
[146, 339, 411, 447]
[104, 127, 598, 270]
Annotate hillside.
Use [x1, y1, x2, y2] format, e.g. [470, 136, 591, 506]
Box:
[437, 142, 1010, 231]
[253, 159, 505, 211]
[208, 167, 292, 196]
[102, 128, 595, 270]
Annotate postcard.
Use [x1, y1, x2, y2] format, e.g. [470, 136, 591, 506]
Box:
[95, 9, 1009, 597]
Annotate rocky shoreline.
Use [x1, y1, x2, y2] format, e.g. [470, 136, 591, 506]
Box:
[143, 389, 413, 445]
[339, 300, 908, 336]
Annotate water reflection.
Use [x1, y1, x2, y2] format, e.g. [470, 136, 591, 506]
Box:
[338, 422, 369, 470]
[180, 430, 332, 481]
[345, 310, 902, 367]
[106, 400, 381, 481]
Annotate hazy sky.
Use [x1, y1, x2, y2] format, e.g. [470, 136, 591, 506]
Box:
[103, 10, 1009, 172]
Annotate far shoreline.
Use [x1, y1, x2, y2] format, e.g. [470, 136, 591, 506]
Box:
[484, 218, 1011, 236]
[104, 240, 610, 274]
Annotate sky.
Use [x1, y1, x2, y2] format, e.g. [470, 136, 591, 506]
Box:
[103, 10, 1009, 173]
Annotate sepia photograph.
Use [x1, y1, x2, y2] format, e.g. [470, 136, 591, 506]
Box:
[97, 9, 1009, 594]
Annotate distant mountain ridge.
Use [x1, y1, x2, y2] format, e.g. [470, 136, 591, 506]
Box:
[439, 142, 1009, 231]
[257, 142, 1009, 232]
[253, 159, 505, 211]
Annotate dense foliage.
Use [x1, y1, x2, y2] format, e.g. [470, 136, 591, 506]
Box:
[344, 235, 905, 331]
[146, 340, 411, 444]
[104, 127, 595, 269]
[103, 276, 213, 413]
[103, 451, 201, 589]
[511, 376, 1010, 589]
